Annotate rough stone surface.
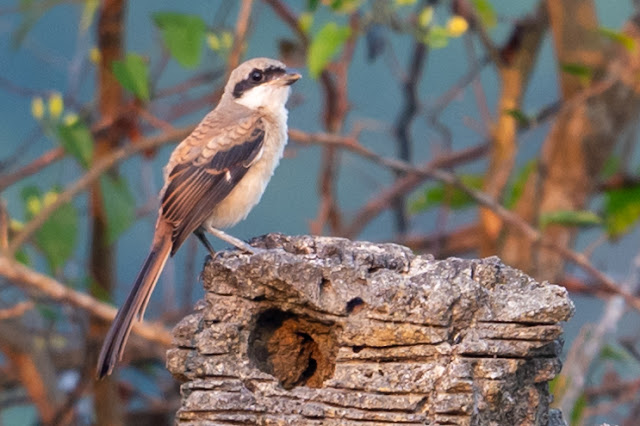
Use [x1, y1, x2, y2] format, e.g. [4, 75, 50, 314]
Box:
[168, 234, 573, 425]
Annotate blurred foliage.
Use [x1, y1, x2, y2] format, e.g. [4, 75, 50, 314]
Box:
[21, 186, 78, 273]
[57, 119, 94, 169]
[153, 12, 207, 68]
[112, 53, 150, 101]
[100, 175, 135, 245]
[604, 184, 640, 238]
[540, 210, 602, 229]
[308, 22, 351, 77]
[410, 175, 484, 213]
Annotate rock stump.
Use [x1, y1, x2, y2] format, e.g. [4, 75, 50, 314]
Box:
[167, 234, 573, 425]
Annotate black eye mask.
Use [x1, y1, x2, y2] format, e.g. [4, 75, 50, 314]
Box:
[232, 66, 286, 98]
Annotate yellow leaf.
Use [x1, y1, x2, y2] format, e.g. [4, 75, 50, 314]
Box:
[43, 191, 58, 207]
[418, 7, 434, 28]
[396, 0, 417, 6]
[63, 113, 78, 126]
[298, 12, 313, 35]
[48, 92, 64, 120]
[206, 33, 221, 51]
[26, 196, 41, 217]
[89, 47, 101, 64]
[221, 31, 233, 49]
[447, 16, 469, 37]
[31, 97, 44, 120]
[80, 0, 99, 32]
[10, 219, 24, 232]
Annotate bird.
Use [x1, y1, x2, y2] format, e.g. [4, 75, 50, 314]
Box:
[96, 57, 301, 378]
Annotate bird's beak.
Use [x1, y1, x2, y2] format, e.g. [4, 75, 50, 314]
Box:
[280, 71, 302, 86]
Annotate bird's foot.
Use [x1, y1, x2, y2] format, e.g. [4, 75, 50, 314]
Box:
[205, 226, 266, 255]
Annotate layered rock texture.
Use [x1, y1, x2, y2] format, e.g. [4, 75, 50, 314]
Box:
[168, 234, 573, 425]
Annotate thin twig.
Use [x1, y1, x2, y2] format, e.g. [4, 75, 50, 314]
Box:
[227, 0, 254, 72]
[393, 38, 428, 234]
[0, 147, 65, 192]
[0, 300, 34, 320]
[311, 13, 358, 235]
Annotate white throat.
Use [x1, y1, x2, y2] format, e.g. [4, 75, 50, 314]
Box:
[235, 84, 291, 114]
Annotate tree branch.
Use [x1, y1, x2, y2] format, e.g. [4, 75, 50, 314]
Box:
[0, 255, 172, 346]
[6, 126, 192, 256]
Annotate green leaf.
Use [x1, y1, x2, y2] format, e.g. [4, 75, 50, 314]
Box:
[505, 160, 536, 209]
[560, 62, 593, 78]
[548, 376, 560, 395]
[112, 53, 150, 101]
[598, 27, 636, 52]
[307, 0, 320, 11]
[15, 249, 30, 266]
[471, 0, 497, 29]
[570, 393, 587, 425]
[423, 26, 449, 49]
[37, 303, 59, 321]
[599, 344, 630, 364]
[21, 187, 78, 272]
[504, 108, 531, 127]
[604, 184, 640, 238]
[39, 195, 78, 272]
[307, 22, 351, 78]
[329, 0, 361, 13]
[153, 12, 206, 68]
[540, 210, 602, 229]
[409, 175, 483, 213]
[601, 156, 620, 179]
[560, 62, 593, 86]
[57, 120, 94, 169]
[100, 175, 135, 245]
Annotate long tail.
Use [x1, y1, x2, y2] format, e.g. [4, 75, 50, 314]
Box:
[96, 223, 172, 379]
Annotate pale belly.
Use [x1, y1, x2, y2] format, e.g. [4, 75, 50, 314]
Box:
[205, 130, 286, 229]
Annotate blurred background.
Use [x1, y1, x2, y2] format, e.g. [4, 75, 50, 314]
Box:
[1, 0, 639, 424]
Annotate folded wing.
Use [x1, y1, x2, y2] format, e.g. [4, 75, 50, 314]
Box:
[161, 117, 265, 254]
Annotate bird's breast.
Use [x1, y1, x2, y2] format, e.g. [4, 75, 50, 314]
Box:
[206, 116, 288, 229]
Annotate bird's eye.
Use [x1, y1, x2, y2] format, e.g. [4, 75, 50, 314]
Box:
[250, 70, 264, 82]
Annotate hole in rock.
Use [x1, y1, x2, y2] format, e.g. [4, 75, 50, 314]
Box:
[248, 308, 337, 389]
[346, 297, 365, 314]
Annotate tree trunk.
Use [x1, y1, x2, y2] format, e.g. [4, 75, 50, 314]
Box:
[501, 4, 640, 282]
[91, 1, 126, 424]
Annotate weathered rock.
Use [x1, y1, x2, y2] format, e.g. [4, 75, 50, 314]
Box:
[168, 234, 573, 425]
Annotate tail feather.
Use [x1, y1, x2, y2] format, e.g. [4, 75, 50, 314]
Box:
[96, 226, 172, 379]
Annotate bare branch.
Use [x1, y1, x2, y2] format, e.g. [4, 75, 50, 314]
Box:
[0, 147, 65, 192]
[0, 300, 34, 320]
[227, 0, 254, 72]
[6, 126, 192, 256]
[289, 128, 640, 311]
[262, 0, 309, 45]
[0, 255, 172, 347]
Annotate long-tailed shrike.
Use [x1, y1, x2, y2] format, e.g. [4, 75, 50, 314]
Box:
[96, 58, 300, 378]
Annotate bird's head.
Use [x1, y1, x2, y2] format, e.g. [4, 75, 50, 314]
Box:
[223, 57, 301, 113]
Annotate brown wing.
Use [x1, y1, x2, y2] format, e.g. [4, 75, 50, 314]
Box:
[161, 117, 265, 254]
